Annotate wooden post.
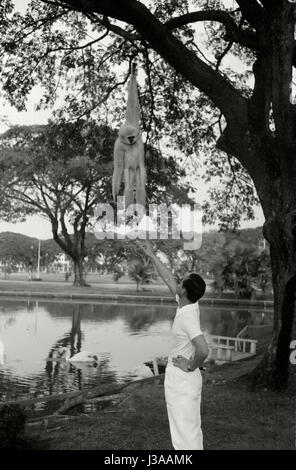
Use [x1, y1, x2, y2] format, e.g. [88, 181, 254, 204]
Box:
[225, 348, 232, 361]
[208, 347, 213, 360]
[250, 342, 256, 354]
[152, 357, 159, 376]
[217, 348, 223, 360]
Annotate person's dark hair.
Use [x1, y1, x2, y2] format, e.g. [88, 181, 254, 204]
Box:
[182, 273, 206, 303]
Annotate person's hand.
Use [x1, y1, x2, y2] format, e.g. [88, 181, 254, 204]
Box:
[172, 355, 191, 372]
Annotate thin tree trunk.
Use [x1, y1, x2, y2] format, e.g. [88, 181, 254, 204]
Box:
[233, 273, 239, 299]
[73, 257, 89, 287]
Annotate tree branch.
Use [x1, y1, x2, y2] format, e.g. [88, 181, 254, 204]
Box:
[75, 74, 129, 119]
[52, 226, 72, 256]
[60, 209, 73, 249]
[93, 14, 140, 42]
[235, 0, 264, 28]
[49, 0, 248, 131]
[6, 186, 46, 213]
[165, 10, 258, 50]
[46, 33, 109, 54]
[36, 183, 56, 219]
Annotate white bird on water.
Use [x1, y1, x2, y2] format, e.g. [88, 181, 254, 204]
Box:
[51, 347, 98, 363]
[68, 351, 98, 363]
[130, 364, 154, 380]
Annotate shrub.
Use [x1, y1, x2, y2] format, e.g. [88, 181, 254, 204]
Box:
[0, 404, 27, 450]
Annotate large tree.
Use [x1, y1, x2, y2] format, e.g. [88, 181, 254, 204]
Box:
[0, 121, 193, 285]
[0, 121, 115, 286]
[1, 0, 296, 389]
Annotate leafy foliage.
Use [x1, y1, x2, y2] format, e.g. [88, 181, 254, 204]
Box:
[210, 230, 272, 298]
[128, 257, 155, 291]
[0, 0, 260, 228]
[112, 264, 125, 282]
[0, 119, 193, 283]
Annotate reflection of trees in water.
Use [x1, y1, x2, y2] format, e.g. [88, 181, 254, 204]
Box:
[44, 304, 116, 396]
[210, 311, 235, 336]
[0, 299, 31, 314]
[45, 304, 83, 393]
[126, 307, 156, 332]
[43, 301, 122, 322]
[0, 371, 32, 402]
[123, 305, 176, 333]
[0, 315, 16, 330]
[205, 308, 273, 336]
[42, 300, 175, 323]
[221, 311, 239, 337]
[26, 299, 36, 312]
[201, 309, 222, 335]
[201, 308, 253, 336]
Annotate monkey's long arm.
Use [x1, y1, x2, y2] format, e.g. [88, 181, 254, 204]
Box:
[112, 141, 124, 202]
[125, 66, 140, 128]
[136, 147, 146, 206]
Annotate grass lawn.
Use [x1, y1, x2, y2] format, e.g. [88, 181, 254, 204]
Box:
[0, 274, 170, 297]
[0, 275, 273, 303]
[26, 357, 294, 450]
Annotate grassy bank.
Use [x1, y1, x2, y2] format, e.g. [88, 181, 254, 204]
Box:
[0, 278, 273, 309]
[25, 356, 294, 450]
[0, 275, 168, 296]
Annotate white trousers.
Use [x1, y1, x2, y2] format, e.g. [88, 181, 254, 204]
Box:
[164, 364, 203, 450]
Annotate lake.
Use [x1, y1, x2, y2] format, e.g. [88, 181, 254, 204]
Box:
[0, 297, 272, 405]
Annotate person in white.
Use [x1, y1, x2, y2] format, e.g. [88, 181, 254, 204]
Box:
[141, 241, 209, 450]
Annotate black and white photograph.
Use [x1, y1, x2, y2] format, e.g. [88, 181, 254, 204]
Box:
[0, 0, 295, 455]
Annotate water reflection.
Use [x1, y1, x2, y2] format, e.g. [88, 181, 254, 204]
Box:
[0, 298, 273, 403]
[43, 304, 117, 397]
[126, 308, 156, 333]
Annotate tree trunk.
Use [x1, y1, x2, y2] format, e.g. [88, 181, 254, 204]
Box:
[233, 273, 239, 299]
[250, 214, 296, 390]
[73, 256, 89, 287]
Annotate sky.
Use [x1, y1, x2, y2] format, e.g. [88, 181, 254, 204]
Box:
[0, 0, 265, 240]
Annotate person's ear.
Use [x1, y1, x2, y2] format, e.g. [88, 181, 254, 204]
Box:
[180, 284, 186, 297]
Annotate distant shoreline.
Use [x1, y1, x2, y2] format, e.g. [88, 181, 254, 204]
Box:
[0, 285, 273, 309]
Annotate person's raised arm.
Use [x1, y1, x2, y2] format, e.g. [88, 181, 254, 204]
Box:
[138, 241, 178, 296]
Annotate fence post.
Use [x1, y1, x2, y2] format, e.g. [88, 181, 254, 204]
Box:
[152, 357, 159, 376]
[250, 342, 256, 354]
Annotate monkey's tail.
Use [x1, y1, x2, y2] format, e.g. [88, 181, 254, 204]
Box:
[126, 63, 140, 126]
[132, 62, 137, 76]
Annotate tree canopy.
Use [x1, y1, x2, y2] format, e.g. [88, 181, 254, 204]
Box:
[0, 119, 193, 284]
[0, 0, 260, 228]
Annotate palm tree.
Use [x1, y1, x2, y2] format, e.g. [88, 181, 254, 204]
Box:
[128, 258, 154, 292]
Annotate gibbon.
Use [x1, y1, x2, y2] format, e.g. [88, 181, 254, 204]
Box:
[112, 64, 146, 208]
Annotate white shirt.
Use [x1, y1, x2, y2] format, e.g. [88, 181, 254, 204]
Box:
[167, 302, 203, 363]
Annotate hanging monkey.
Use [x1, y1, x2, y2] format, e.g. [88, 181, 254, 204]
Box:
[112, 63, 146, 208]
